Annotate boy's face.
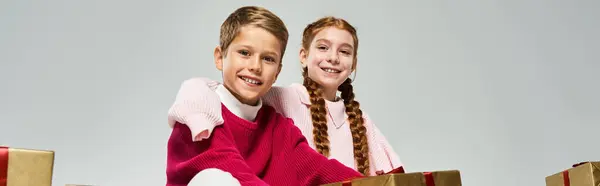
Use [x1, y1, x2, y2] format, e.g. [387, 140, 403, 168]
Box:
[215, 25, 283, 105]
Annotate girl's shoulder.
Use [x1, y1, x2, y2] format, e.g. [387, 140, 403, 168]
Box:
[264, 83, 310, 105]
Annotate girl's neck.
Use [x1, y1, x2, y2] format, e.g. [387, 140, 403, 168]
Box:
[322, 87, 338, 102]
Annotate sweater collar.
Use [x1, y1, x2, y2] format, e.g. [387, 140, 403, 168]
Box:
[290, 83, 346, 128]
[291, 83, 343, 105]
[290, 83, 312, 105]
[216, 84, 262, 121]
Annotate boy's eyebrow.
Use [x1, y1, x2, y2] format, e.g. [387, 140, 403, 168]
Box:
[238, 44, 281, 58]
[236, 44, 254, 50]
[262, 50, 281, 59]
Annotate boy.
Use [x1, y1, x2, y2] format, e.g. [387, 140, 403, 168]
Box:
[165, 6, 362, 186]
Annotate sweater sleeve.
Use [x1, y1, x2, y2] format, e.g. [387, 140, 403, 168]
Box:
[166, 123, 268, 186]
[277, 118, 363, 185]
[260, 86, 294, 116]
[364, 114, 403, 171]
[168, 77, 223, 141]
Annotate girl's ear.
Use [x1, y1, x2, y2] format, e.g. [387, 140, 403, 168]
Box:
[299, 48, 308, 68]
[351, 61, 357, 82]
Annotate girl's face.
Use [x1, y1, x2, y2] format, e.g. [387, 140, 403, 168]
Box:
[300, 27, 356, 95]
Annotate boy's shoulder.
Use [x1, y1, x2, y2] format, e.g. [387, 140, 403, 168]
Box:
[258, 104, 282, 119]
[257, 104, 302, 141]
[258, 104, 294, 126]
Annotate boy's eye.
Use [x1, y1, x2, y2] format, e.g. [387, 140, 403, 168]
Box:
[341, 50, 351, 55]
[263, 56, 276, 63]
[238, 50, 250, 56]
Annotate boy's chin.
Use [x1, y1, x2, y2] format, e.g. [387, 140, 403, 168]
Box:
[235, 89, 265, 105]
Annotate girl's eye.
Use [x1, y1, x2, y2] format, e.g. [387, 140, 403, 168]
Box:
[238, 50, 250, 56]
[317, 45, 328, 50]
[341, 50, 351, 55]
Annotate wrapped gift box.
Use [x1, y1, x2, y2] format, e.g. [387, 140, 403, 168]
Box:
[545, 162, 600, 186]
[0, 146, 55, 186]
[323, 170, 462, 186]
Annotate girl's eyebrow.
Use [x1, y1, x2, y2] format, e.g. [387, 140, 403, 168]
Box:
[314, 38, 331, 44]
[315, 38, 353, 50]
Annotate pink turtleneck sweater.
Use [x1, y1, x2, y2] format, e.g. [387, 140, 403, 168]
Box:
[168, 77, 403, 176]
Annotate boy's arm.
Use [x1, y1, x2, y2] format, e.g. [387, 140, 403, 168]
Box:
[166, 123, 268, 186]
[168, 77, 223, 141]
[277, 118, 363, 185]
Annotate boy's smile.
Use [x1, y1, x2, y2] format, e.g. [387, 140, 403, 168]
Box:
[215, 25, 283, 106]
[238, 74, 263, 87]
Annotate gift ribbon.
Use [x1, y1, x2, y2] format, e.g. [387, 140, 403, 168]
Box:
[386, 166, 405, 174]
[562, 162, 589, 186]
[562, 171, 570, 186]
[341, 179, 352, 186]
[341, 175, 365, 186]
[0, 146, 8, 186]
[423, 172, 435, 186]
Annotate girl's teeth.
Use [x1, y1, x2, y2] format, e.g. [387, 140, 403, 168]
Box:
[324, 68, 339, 73]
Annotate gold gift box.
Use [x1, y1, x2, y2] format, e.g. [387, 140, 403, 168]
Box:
[545, 162, 600, 186]
[0, 146, 55, 186]
[323, 170, 462, 186]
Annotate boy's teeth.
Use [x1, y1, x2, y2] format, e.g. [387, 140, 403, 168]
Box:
[241, 77, 260, 84]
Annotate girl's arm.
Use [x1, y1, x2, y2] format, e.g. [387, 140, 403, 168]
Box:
[364, 114, 404, 171]
[259, 86, 298, 117]
[167, 78, 298, 141]
[168, 77, 223, 141]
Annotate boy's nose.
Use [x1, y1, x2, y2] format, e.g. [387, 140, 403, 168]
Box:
[248, 57, 262, 73]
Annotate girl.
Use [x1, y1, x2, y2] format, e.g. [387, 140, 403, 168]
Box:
[168, 16, 403, 176]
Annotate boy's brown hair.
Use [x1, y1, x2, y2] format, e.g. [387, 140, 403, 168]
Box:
[219, 6, 289, 61]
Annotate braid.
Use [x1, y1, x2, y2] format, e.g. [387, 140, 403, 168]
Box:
[300, 16, 367, 174]
[302, 68, 330, 157]
[339, 78, 370, 175]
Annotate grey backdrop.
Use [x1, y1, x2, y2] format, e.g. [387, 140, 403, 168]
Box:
[1, 1, 599, 186]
